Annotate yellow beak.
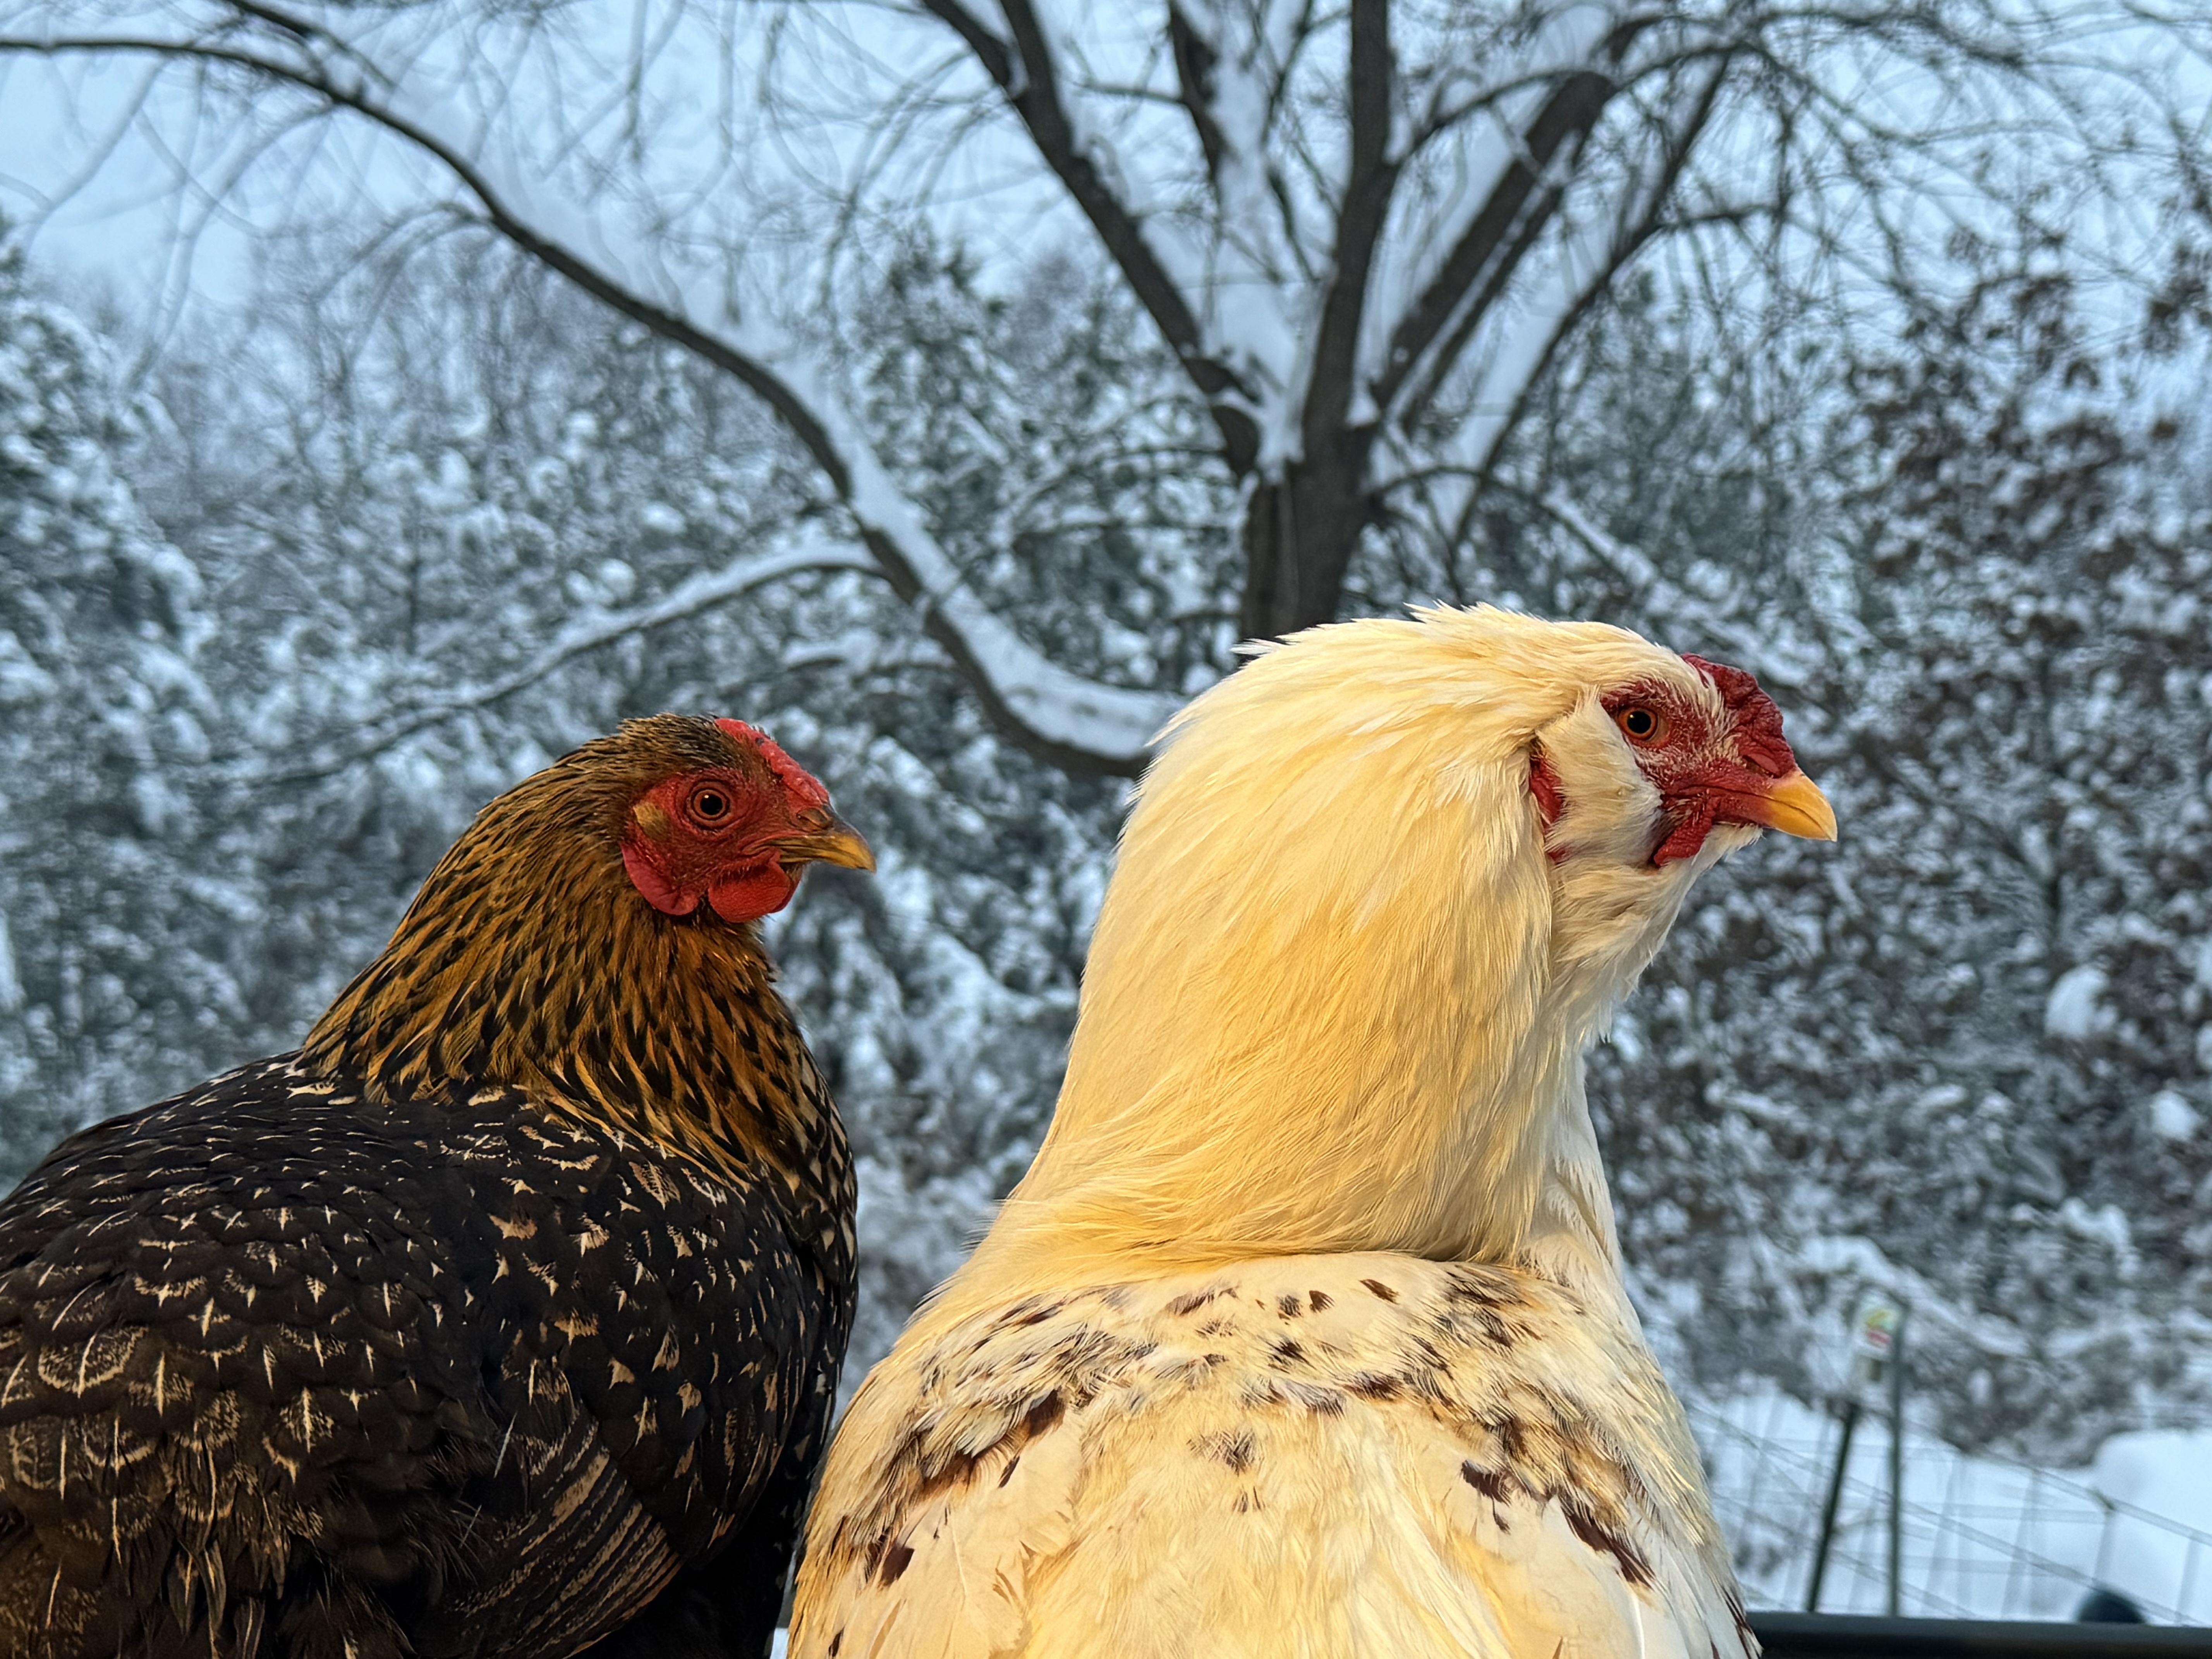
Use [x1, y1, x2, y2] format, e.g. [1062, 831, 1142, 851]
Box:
[1746, 769, 1838, 842]
[777, 816, 877, 872]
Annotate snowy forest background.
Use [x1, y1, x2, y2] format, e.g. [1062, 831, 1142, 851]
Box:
[5, 0, 2212, 1474]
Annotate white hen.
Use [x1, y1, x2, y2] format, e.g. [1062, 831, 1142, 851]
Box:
[791, 607, 1835, 1659]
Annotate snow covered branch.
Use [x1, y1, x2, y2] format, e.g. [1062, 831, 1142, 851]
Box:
[0, 6, 1182, 775]
[242, 541, 878, 783]
[1156, 0, 1314, 465]
[1376, 53, 1729, 545]
[1294, 0, 1399, 462]
[1367, 7, 1643, 438]
[920, 0, 1266, 472]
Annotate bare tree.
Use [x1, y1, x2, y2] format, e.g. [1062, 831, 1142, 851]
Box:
[0, 0, 2193, 772]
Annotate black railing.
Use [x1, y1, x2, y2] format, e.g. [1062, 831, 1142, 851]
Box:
[1752, 1615, 2212, 1659]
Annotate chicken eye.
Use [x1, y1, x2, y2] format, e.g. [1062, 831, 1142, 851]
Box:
[687, 786, 732, 824]
[1615, 706, 1669, 746]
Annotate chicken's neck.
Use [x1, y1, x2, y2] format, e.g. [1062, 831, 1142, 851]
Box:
[946, 759, 1688, 1326]
[301, 828, 849, 1235]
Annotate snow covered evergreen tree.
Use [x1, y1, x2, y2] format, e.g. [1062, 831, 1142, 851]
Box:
[1557, 269, 2212, 1459]
[0, 236, 224, 1170]
[8, 222, 2212, 1455]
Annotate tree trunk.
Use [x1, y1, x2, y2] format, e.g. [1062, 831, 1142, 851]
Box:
[1235, 433, 1376, 643]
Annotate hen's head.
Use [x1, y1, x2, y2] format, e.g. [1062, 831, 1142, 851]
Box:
[1059, 606, 1836, 1189]
[968, 607, 1835, 1276]
[609, 715, 874, 923]
[306, 713, 872, 1147]
[1127, 605, 1831, 917]
[1528, 649, 1834, 871]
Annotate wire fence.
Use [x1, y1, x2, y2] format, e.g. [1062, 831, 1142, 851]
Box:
[1690, 1394, 2212, 1625]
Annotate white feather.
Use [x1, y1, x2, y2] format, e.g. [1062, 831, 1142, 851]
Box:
[796, 608, 1800, 1659]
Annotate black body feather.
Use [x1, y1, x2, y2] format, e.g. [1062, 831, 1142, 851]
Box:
[0, 1052, 853, 1659]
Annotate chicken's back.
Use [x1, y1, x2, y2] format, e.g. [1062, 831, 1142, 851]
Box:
[0, 1054, 849, 1659]
[793, 1255, 1751, 1659]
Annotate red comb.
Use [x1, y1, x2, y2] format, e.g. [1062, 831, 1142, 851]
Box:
[714, 717, 831, 809]
[1683, 655, 1796, 777]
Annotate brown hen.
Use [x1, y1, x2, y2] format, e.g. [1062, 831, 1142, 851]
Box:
[0, 714, 871, 1659]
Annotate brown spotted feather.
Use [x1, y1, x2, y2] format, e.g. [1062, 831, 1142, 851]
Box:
[794, 1257, 1748, 1659]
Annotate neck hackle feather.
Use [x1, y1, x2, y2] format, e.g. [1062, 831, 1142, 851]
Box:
[954, 606, 1728, 1313]
[302, 714, 835, 1195]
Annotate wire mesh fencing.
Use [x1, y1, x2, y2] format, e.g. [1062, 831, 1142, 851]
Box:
[1689, 1393, 2212, 1624]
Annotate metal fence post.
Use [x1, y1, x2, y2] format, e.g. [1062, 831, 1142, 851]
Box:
[1810, 1398, 1862, 1613]
[1890, 1310, 1909, 1616]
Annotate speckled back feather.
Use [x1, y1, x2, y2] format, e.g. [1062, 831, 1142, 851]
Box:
[794, 1256, 1748, 1659]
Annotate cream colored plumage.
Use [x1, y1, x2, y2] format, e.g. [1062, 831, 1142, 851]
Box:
[791, 607, 1836, 1659]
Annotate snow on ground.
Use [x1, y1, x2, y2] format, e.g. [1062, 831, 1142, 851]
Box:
[1693, 1384, 2212, 1622]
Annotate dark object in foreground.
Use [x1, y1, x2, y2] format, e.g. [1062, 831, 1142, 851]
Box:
[1752, 1614, 2212, 1659]
[0, 716, 871, 1659]
[2080, 1590, 2152, 1625]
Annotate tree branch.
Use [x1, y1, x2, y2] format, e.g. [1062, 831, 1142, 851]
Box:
[1453, 55, 1731, 501]
[1166, 5, 1231, 183]
[235, 540, 879, 784]
[1371, 24, 1645, 430]
[1300, 0, 1398, 452]
[0, 15, 1180, 775]
[919, 0, 1262, 472]
[1425, 61, 1732, 557]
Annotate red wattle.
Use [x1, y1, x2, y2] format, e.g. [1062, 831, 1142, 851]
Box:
[708, 863, 800, 923]
[1652, 801, 1718, 866]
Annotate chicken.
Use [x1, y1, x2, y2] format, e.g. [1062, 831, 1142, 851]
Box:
[0, 714, 872, 1659]
[790, 607, 1836, 1659]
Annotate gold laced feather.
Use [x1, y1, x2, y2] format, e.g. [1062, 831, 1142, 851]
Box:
[302, 714, 841, 1199]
